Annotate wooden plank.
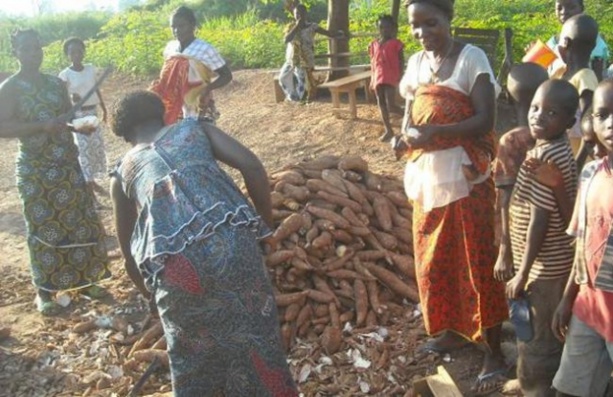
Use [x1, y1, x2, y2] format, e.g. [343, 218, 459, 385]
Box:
[426, 366, 463, 397]
[314, 52, 369, 59]
[319, 70, 371, 89]
[314, 64, 370, 73]
[412, 366, 462, 397]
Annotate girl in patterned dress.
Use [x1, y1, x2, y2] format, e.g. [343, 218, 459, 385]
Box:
[0, 30, 110, 315]
[59, 37, 109, 206]
[109, 91, 298, 396]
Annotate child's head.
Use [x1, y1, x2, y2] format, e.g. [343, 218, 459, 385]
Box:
[111, 91, 165, 144]
[581, 104, 608, 159]
[507, 62, 549, 106]
[558, 14, 598, 63]
[63, 37, 85, 65]
[294, 4, 307, 20]
[528, 79, 579, 141]
[555, 0, 584, 25]
[591, 79, 613, 154]
[377, 15, 397, 39]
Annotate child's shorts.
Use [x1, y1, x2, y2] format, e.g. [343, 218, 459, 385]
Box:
[552, 315, 613, 397]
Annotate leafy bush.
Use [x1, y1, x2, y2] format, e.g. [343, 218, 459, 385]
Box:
[1, 0, 612, 77]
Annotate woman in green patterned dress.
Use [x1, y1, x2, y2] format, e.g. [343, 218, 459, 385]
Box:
[0, 30, 110, 315]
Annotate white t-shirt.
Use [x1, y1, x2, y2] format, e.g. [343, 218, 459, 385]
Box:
[399, 44, 499, 211]
[58, 64, 100, 106]
[400, 44, 500, 99]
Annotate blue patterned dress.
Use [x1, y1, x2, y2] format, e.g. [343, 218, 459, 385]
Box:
[115, 119, 297, 396]
[7, 74, 110, 292]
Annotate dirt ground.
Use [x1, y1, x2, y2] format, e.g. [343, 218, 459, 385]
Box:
[0, 69, 523, 396]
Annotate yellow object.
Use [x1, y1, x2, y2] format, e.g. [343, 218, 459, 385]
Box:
[523, 40, 557, 68]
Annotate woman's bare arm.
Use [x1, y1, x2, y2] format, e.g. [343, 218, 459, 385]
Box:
[201, 122, 273, 229]
[110, 176, 149, 298]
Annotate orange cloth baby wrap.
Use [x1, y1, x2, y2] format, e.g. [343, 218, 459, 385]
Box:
[150, 55, 215, 125]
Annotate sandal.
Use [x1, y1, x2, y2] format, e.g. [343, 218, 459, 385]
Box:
[35, 295, 62, 316]
[471, 368, 508, 396]
[81, 285, 108, 299]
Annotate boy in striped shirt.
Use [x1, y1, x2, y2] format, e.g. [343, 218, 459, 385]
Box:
[507, 79, 580, 396]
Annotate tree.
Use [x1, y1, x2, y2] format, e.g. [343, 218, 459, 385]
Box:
[327, 0, 349, 79]
[391, 0, 401, 23]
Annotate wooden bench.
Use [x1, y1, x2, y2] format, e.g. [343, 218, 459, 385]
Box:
[318, 70, 372, 119]
[272, 64, 371, 104]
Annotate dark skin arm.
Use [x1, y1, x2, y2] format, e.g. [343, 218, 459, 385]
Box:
[506, 205, 550, 299]
[591, 58, 604, 82]
[552, 194, 582, 341]
[406, 74, 495, 147]
[494, 185, 515, 281]
[523, 158, 574, 227]
[110, 176, 150, 299]
[552, 263, 580, 341]
[200, 122, 274, 229]
[199, 64, 233, 106]
[96, 89, 108, 123]
[315, 26, 343, 39]
[284, 18, 306, 43]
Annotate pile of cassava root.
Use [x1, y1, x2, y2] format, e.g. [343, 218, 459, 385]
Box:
[265, 154, 418, 354]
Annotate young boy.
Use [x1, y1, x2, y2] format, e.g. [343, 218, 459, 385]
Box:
[493, 63, 549, 282]
[278, 4, 342, 102]
[552, 14, 599, 159]
[507, 79, 580, 396]
[552, 79, 613, 397]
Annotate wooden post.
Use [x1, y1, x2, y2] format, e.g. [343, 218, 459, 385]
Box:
[327, 0, 350, 81]
[392, 0, 402, 24]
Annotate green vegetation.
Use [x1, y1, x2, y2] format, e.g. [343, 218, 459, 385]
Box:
[0, 0, 611, 77]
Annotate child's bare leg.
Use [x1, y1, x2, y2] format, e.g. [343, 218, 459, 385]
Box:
[376, 85, 394, 142]
[384, 85, 403, 115]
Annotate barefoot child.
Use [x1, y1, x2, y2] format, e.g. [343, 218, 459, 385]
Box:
[368, 14, 404, 141]
[493, 63, 549, 282]
[278, 4, 342, 102]
[552, 14, 599, 159]
[507, 79, 579, 396]
[59, 37, 108, 204]
[552, 79, 613, 397]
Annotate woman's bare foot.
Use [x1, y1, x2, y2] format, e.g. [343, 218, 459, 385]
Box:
[419, 331, 470, 354]
[472, 352, 508, 395]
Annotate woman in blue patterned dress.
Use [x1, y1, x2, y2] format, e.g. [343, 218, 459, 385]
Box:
[0, 30, 110, 315]
[109, 91, 298, 396]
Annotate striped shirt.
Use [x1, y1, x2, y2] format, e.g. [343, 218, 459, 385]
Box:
[510, 136, 577, 281]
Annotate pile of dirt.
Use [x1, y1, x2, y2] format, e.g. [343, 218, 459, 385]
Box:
[0, 69, 518, 396]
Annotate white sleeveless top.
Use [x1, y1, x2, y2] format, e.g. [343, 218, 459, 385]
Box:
[399, 45, 499, 212]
